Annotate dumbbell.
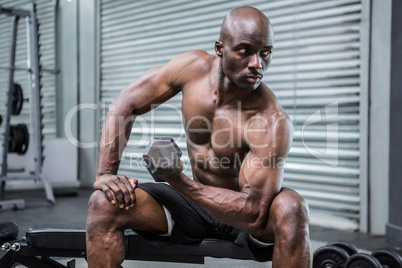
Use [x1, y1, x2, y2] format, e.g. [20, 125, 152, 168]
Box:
[143, 137, 182, 182]
[345, 249, 402, 268]
[314, 240, 402, 268]
[313, 240, 358, 268]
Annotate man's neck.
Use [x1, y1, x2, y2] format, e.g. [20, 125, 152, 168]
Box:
[213, 62, 264, 110]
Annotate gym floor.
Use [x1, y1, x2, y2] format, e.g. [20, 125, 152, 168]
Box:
[1, 188, 401, 268]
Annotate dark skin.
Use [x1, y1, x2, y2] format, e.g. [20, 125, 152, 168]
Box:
[87, 6, 312, 268]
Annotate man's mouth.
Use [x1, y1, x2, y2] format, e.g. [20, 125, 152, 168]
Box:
[245, 74, 263, 84]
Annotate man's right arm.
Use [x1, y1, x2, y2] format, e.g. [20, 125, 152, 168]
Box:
[94, 50, 212, 210]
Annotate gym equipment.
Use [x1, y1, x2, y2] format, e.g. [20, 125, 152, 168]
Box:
[314, 241, 402, 268]
[313, 245, 350, 268]
[345, 253, 382, 268]
[143, 137, 182, 182]
[0, 221, 273, 267]
[11, 83, 23, 115]
[327, 240, 359, 257]
[0, 222, 18, 244]
[0, 3, 55, 210]
[0, 199, 25, 211]
[8, 124, 29, 155]
[313, 240, 359, 268]
[372, 249, 402, 268]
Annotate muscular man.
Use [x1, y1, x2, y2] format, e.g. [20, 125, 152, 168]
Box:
[87, 6, 312, 268]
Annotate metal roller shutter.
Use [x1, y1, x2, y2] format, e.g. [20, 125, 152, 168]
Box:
[99, 0, 364, 230]
[0, 0, 57, 137]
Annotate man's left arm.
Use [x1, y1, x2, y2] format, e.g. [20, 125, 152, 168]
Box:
[166, 113, 293, 234]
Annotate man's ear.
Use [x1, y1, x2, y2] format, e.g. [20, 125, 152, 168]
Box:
[215, 40, 223, 57]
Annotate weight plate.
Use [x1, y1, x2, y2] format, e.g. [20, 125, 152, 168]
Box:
[372, 249, 402, 268]
[313, 245, 350, 268]
[345, 253, 382, 268]
[11, 83, 23, 115]
[8, 124, 29, 155]
[18, 124, 29, 155]
[327, 241, 358, 256]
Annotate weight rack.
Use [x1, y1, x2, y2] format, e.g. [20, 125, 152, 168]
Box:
[0, 3, 55, 209]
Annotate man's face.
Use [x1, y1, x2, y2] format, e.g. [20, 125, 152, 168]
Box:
[217, 20, 274, 91]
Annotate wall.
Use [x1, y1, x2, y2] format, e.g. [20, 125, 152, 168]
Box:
[77, 0, 98, 188]
[387, 0, 402, 247]
[56, 0, 97, 188]
[369, 0, 392, 235]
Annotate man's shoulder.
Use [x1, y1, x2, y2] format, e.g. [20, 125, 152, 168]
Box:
[175, 50, 215, 70]
[166, 50, 215, 83]
[257, 85, 292, 128]
[180, 50, 215, 61]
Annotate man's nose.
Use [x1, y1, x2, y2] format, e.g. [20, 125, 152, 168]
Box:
[248, 54, 262, 69]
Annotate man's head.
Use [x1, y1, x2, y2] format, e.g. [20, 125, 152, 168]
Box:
[215, 6, 274, 91]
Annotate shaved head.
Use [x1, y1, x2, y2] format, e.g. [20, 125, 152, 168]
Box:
[219, 6, 273, 43]
[214, 6, 275, 91]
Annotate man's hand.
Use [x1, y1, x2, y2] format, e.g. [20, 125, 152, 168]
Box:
[93, 174, 137, 210]
[155, 161, 184, 184]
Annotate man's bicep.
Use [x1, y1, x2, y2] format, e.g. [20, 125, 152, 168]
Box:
[240, 114, 293, 201]
[240, 152, 284, 199]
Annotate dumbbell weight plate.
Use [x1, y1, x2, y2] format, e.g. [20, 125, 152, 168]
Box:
[313, 245, 350, 268]
[372, 249, 402, 268]
[11, 83, 24, 115]
[327, 241, 358, 257]
[143, 137, 182, 182]
[14, 124, 29, 155]
[345, 253, 382, 268]
[8, 124, 29, 155]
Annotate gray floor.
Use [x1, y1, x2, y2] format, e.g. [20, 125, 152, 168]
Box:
[1, 188, 401, 267]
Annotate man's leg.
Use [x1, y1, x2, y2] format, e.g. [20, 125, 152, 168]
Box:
[86, 188, 168, 268]
[252, 187, 312, 268]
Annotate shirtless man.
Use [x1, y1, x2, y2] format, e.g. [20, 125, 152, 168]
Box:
[86, 6, 312, 268]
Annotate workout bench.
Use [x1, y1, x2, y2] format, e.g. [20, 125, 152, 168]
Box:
[0, 221, 272, 267]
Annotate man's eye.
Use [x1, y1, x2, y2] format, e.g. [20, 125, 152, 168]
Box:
[239, 48, 247, 54]
[261, 51, 271, 57]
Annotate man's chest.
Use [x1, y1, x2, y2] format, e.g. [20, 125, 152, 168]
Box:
[181, 87, 251, 159]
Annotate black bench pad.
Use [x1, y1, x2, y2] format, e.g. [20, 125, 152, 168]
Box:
[26, 222, 263, 262]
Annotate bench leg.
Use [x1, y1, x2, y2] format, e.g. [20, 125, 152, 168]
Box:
[0, 250, 18, 268]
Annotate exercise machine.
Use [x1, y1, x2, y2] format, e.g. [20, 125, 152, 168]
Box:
[0, 3, 55, 210]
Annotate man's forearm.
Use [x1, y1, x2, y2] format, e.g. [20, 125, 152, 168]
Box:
[170, 173, 272, 234]
[97, 105, 135, 179]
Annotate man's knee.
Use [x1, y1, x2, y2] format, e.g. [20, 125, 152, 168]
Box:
[88, 190, 112, 214]
[272, 188, 310, 229]
[87, 190, 120, 228]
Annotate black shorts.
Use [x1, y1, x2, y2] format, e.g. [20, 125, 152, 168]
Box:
[136, 182, 274, 262]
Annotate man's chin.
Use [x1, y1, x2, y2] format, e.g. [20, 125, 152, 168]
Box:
[242, 81, 261, 91]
